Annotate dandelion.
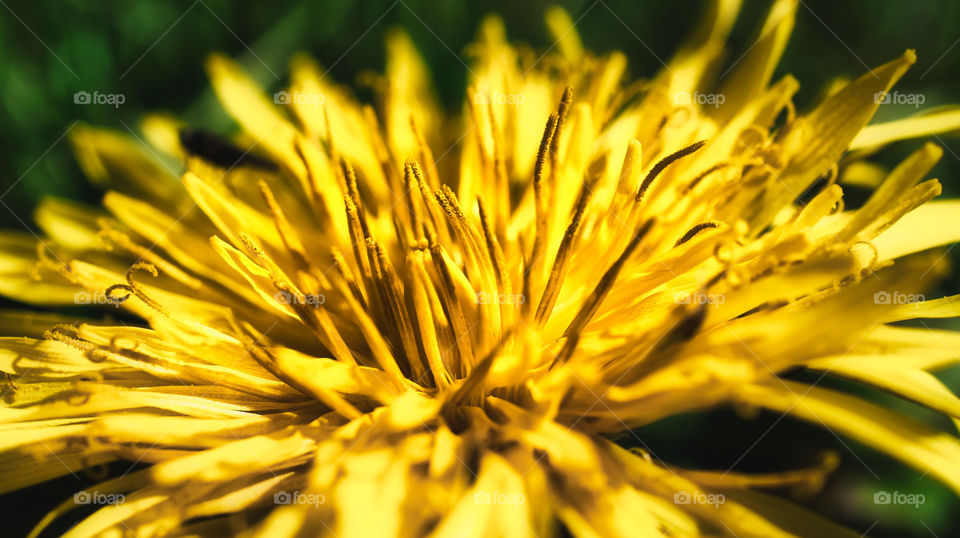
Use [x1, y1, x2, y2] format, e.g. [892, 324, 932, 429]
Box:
[4, 1, 960, 536]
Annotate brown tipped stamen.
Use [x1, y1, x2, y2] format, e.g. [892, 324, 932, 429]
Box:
[554, 219, 655, 365]
[341, 158, 371, 238]
[331, 246, 367, 308]
[373, 242, 427, 381]
[428, 241, 476, 377]
[535, 182, 591, 327]
[409, 250, 454, 390]
[636, 140, 707, 204]
[531, 114, 560, 272]
[258, 180, 311, 268]
[548, 87, 574, 173]
[674, 221, 722, 247]
[683, 162, 728, 193]
[477, 199, 509, 290]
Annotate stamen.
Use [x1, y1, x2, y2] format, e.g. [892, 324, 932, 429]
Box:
[409, 250, 453, 390]
[683, 162, 729, 193]
[331, 246, 367, 308]
[674, 221, 722, 247]
[106, 263, 166, 317]
[403, 159, 426, 236]
[364, 106, 409, 237]
[292, 137, 324, 209]
[535, 182, 591, 327]
[531, 114, 560, 272]
[554, 219, 655, 365]
[344, 194, 375, 299]
[447, 195, 503, 346]
[409, 158, 451, 244]
[104, 284, 133, 305]
[327, 268, 407, 386]
[487, 101, 511, 240]
[240, 326, 362, 420]
[371, 241, 425, 381]
[548, 87, 574, 177]
[238, 233, 358, 367]
[44, 324, 108, 364]
[341, 159, 371, 238]
[635, 140, 707, 204]
[98, 224, 202, 290]
[273, 280, 357, 367]
[120, 263, 229, 345]
[428, 240, 476, 376]
[677, 452, 839, 491]
[410, 116, 441, 190]
[258, 180, 311, 268]
[435, 187, 497, 298]
[477, 199, 509, 290]
[442, 326, 517, 417]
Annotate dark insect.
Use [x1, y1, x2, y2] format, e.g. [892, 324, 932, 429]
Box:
[179, 128, 278, 171]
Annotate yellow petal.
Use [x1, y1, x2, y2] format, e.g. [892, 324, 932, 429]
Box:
[715, 0, 796, 121]
[851, 106, 960, 149]
[205, 53, 303, 176]
[872, 200, 960, 260]
[736, 381, 960, 495]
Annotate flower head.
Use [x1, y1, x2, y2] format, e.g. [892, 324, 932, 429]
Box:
[3, 2, 960, 536]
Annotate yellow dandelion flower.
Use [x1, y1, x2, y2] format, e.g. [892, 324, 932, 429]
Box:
[4, 1, 960, 536]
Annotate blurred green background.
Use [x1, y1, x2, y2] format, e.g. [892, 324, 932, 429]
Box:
[2, 0, 960, 536]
